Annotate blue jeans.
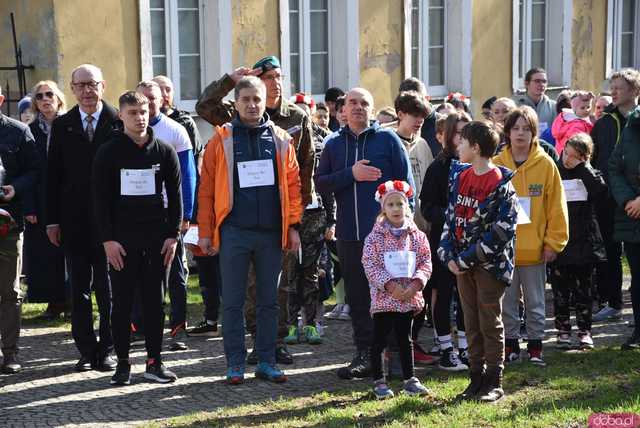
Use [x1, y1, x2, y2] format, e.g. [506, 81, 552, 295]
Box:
[219, 224, 282, 368]
[624, 242, 640, 329]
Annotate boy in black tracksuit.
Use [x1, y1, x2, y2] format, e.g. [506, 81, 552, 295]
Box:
[93, 91, 183, 385]
[550, 133, 607, 349]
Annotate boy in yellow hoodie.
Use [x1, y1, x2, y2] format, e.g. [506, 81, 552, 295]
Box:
[493, 106, 569, 366]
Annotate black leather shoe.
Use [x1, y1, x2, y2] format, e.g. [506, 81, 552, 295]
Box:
[75, 356, 94, 372]
[96, 354, 117, 371]
[276, 345, 294, 365]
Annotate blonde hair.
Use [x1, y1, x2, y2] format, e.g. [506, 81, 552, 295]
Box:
[376, 192, 410, 223]
[31, 80, 67, 114]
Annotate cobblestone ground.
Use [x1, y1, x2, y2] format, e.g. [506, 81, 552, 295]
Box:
[0, 278, 634, 428]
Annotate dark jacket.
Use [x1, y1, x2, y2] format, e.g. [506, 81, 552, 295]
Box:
[92, 129, 183, 247]
[0, 113, 39, 232]
[46, 103, 120, 250]
[419, 151, 452, 253]
[438, 160, 518, 284]
[554, 160, 607, 265]
[592, 104, 627, 183]
[608, 106, 640, 243]
[420, 110, 441, 158]
[27, 119, 51, 221]
[168, 108, 203, 163]
[196, 73, 316, 206]
[314, 121, 414, 241]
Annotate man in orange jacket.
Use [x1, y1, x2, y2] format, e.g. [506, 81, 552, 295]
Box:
[198, 76, 302, 385]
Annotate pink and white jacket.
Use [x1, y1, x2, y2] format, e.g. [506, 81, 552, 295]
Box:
[362, 218, 432, 315]
[551, 109, 594, 155]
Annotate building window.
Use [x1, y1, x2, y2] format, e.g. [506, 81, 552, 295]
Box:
[512, 0, 571, 90]
[610, 0, 639, 69]
[149, 0, 203, 108]
[404, 0, 470, 98]
[288, 0, 330, 96]
[409, 0, 446, 90]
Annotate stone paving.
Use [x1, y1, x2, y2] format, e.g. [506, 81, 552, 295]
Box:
[0, 279, 635, 428]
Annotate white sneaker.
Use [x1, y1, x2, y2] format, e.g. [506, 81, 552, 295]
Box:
[324, 304, 343, 320]
[578, 331, 594, 349]
[316, 321, 325, 336]
[338, 304, 351, 321]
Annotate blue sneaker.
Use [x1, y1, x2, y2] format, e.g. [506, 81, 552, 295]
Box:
[226, 366, 245, 385]
[255, 362, 287, 383]
[402, 377, 430, 396]
[373, 378, 394, 400]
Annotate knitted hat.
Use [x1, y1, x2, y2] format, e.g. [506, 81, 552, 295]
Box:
[375, 180, 414, 205]
[18, 96, 33, 115]
[253, 56, 281, 76]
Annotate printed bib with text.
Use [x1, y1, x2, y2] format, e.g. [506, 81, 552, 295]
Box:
[121, 169, 155, 196]
[384, 250, 416, 279]
[237, 159, 275, 188]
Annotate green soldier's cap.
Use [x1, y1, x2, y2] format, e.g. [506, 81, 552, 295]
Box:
[253, 56, 281, 76]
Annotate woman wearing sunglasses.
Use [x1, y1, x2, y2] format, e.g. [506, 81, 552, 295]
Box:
[23, 80, 69, 320]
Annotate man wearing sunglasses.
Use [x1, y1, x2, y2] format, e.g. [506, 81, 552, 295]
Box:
[46, 64, 119, 373]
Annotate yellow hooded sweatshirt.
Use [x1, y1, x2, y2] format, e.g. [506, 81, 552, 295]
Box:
[493, 141, 569, 266]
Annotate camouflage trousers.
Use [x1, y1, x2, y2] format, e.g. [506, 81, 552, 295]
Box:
[549, 264, 594, 333]
[282, 209, 326, 326]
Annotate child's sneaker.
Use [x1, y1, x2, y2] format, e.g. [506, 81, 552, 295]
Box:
[255, 362, 287, 383]
[373, 379, 394, 400]
[527, 348, 546, 366]
[315, 320, 325, 337]
[226, 366, 245, 385]
[458, 347, 469, 367]
[284, 325, 299, 344]
[338, 304, 351, 321]
[402, 377, 431, 396]
[324, 304, 343, 320]
[303, 325, 322, 344]
[556, 333, 571, 348]
[578, 331, 594, 349]
[438, 347, 467, 371]
[144, 358, 177, 383]
[413, 343, 436, 365]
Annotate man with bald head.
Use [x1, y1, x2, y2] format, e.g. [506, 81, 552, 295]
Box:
[315, 87, 415, 380]
[46, 64, 119, 372]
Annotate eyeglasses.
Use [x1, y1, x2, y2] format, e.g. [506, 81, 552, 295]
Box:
[72, 80, 101, 90]
[35, 91, 54, 100]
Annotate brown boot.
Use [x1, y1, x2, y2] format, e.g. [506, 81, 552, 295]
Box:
[478, 366, 504, 403]
[457, 368, 485, 400]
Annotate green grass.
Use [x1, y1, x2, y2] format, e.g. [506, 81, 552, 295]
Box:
[150, 348, 640, 428]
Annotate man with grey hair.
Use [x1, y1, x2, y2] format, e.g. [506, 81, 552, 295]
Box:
[0, 84, 39, 374]
[197, 75, 302, 384]
[136, 80, 196, 351]
[46, 64, 119, 372]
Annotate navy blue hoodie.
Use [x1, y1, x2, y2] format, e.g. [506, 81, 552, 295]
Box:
[314, 121, 414, 241]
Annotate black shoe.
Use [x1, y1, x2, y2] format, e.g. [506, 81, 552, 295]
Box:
[247, 347, 258, 365]
[1, 354, 21, 374]
[95, 354, 117, 371]
[187, 320, 220, 337]
[478, 366, 504, 402]
[337, 349, 371, 380]
[457, 369, 485, 400]
[276, 345, 294, 365]
[75, 356, 94, 372]
[622, 330, 640, 351]
[110, 360, 131, 386]
[144, 358, 177, 383]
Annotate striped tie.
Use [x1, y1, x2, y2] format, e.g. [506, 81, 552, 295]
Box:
[85, 115, 95, 142]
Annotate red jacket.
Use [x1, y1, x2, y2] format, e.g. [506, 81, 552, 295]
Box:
[551, 110, 594, 155]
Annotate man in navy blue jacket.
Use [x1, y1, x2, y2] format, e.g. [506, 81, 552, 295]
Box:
[315, 87, 414, 380]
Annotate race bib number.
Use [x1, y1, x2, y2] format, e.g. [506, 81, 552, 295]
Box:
[121, 169, 155, 196]
[563, 179, 588, 202]
[516, 196, 531, 225]
[384, 251, 416, 279]
[237, 160, 275, 188]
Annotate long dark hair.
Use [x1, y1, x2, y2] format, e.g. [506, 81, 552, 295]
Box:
[441, 111, 472, 157]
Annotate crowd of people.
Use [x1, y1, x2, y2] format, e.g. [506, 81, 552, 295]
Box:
[0, 56, 639, 402]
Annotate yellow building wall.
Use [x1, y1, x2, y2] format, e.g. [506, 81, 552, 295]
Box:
[471, 0, 513, 114]
[572, 0, 608, 93]
[358, 0, 404, 110]
[232, 0, 281, 68]
[51, 0, 140, 107]
[0, 0, 57, 113]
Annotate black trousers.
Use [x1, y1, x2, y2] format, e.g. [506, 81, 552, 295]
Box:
[336, 240, 373, 351]
[371, 312, 414, 381]
[430, 259, 465, 337]
[109, 241, 166, 361]
[194, 255, 222, 323]
[66, 245, 113, 359]
[596, 198, 623, 310]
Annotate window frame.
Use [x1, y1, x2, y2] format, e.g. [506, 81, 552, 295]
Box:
[139, 0, 233, 113]
[607, 0, 640, 73]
